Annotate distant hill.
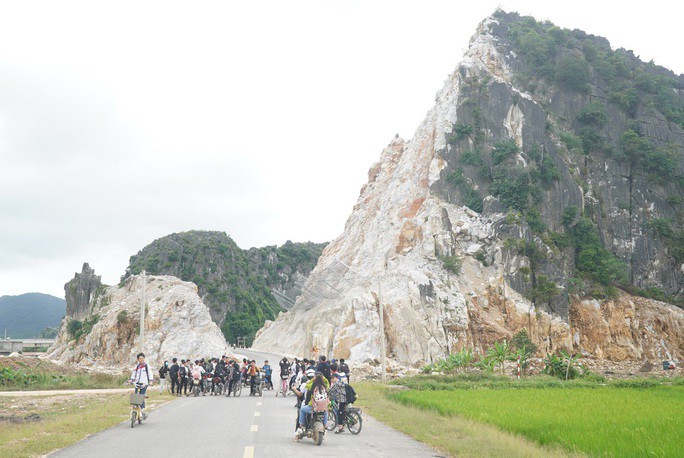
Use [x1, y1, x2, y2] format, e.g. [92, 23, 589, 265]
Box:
[122, 231, 327, 345]
[0, 293, 66, 338]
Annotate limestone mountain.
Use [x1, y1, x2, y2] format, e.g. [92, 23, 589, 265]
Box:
[49, 273, 228, 368]
[254, 11, 684, 366]
[122, 231, 326, 345]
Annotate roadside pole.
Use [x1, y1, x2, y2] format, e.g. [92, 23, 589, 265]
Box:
[140, 270, 146, 354]
[378, 275, 386, 383]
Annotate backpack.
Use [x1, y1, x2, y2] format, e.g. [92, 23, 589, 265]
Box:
[344, 384, 357, 404]
[312, 386, 329, 412]
[180, 366, 187, 378]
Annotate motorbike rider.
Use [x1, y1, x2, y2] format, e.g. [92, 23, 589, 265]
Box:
[129, 353, 154, 415]
[294, 371, 329, 440]
[262, 360, 273, 390]
[227, 360, 240, 395]
[213, 358, 226, 392]
[202, 358, 213, 394]
[247, 360, 260, 395]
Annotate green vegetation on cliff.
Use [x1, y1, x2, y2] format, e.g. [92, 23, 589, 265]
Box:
[123, 231, 326, 345]
[445, 11, 683, 307]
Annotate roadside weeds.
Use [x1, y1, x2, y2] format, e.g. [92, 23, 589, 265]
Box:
[0, 390, 177, 458]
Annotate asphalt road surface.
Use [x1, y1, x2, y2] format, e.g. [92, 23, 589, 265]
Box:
[50, 349, 441, 458]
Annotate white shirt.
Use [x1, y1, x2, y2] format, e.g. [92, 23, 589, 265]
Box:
[130, 363, 154, 386]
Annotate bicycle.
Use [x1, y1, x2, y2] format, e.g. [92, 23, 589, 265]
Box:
[129, 382, 149, 428]
[326, 399, 362, 434]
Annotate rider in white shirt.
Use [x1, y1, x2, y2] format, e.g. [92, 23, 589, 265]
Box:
[129, 353, 154, 412]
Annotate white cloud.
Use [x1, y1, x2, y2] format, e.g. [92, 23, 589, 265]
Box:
[0, 0, 681, 297]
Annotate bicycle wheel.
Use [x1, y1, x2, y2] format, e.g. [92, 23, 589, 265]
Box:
[326, 405, 337, 431]
[346, 409, 362, 435]
[166, 381, 173, 395]
[130, 409, 136, 428]
[234, 383, 242, 397]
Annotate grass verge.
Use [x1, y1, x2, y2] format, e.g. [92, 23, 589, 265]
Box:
[1, 359, 129, 391]
[355, 381, 575, 457]
[0, 390, 175, 457]
[391, 383, 683, 456]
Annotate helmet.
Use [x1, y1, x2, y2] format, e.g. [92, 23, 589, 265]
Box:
[306, 369, 315, 377]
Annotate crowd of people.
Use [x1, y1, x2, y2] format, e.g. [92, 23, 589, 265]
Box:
[130, 351, 356, 439]
[156, 355, 274, 396]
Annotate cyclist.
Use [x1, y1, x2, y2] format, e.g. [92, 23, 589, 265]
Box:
[129, 352, 154, 416]
[328, 373, 348, 433]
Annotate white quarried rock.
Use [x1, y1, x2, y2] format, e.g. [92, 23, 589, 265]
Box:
[252, 15, 684, 368]
[48, 275, 228, 370]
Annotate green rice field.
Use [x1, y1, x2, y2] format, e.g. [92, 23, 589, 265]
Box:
[391, 384, 683, 456]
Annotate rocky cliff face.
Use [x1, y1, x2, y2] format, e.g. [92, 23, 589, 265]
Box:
[253, 11, 684, 366]
[122, 231, 326, 345]
[49, 273, 228, 369]
[64, 263, 103, 320]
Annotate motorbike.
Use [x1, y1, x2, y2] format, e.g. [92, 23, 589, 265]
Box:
[212, 376, 224, 396]
[202, 373, 213, 395]
[192, 377, 201, 397]
[249, 371, 265, 397]
[300, 410, 326, 446]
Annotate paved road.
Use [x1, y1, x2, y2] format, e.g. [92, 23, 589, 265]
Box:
[51, 349, 441, 458]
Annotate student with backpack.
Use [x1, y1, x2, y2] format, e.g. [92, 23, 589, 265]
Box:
[294, 372, 329, 440]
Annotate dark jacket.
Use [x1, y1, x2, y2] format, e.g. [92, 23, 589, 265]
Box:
[316, 361, 331, 381]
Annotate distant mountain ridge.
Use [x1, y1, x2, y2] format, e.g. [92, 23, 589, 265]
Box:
[0, 293, 66, 338]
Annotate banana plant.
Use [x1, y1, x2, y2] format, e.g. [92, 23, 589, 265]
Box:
[475, 354, 496, 373]
[486, 340, 511, 374]
[560, 350, 582, 380]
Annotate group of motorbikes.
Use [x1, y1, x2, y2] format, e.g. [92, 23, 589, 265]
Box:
[191, 368, 272, 398]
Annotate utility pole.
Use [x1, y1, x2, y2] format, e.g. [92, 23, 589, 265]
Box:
[378, 275, 386, 383]
[140, 270, 146, 354]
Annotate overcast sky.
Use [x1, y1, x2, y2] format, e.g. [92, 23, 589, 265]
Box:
[1, 0, 682, 298]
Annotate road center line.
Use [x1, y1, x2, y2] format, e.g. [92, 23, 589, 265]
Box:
[254, 411, 260, 416]
[243, 446, 254, 457]
[250, 424, 259, 432]
[257, 402, 262, 406]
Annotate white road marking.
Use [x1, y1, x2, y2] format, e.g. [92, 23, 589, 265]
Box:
[250, 424, 259, 432]
[257, 402, 262, 406]
[254, 411, 261, 416]
[243, 446, 254, 457]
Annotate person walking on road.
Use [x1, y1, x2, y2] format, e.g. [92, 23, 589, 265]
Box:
[129, 353, 154, 414]
[158, 361, 169, 394]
